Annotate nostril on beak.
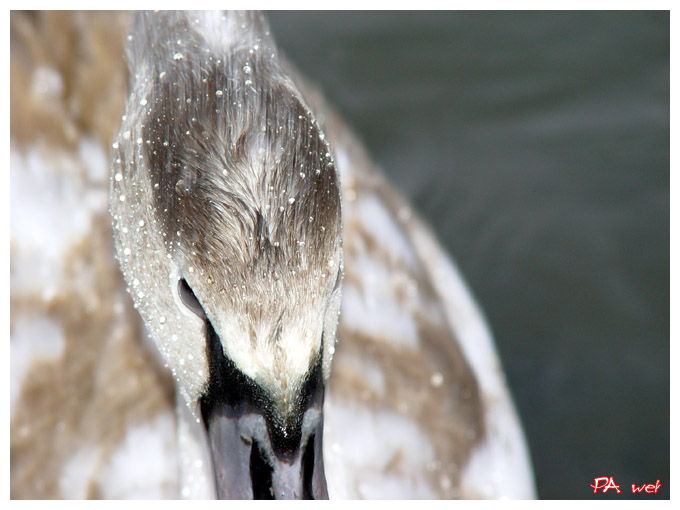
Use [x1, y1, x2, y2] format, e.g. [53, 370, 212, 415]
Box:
[249, 439, 274, 499]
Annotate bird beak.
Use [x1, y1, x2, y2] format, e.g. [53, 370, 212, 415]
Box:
[200, 322, 329, 499]
[203, 404, 329, 499]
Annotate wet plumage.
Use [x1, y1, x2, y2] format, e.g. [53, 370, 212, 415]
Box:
[10, 11, 535, 499]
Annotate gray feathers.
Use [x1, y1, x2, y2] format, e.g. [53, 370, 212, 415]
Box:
[138, 10, 340, 301]
[111, 10, 342, 404]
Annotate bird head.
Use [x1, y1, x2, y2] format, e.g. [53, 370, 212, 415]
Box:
[110, 11, 342, 499]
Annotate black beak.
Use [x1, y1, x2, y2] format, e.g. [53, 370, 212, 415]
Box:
[203, 405, 328, 499]
[200, 321, 329, 499]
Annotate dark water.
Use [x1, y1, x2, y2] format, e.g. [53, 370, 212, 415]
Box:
[267, 11, 670, 499]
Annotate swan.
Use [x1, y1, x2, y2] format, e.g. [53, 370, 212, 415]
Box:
[10, 10, 535, 499]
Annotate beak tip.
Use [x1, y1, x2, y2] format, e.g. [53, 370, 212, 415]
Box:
[205, 405, 329, 499]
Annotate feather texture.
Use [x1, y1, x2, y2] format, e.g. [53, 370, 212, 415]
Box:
[10, 11, 535, 499]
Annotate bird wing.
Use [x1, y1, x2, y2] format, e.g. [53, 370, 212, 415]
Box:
[10, 11, 178, 499]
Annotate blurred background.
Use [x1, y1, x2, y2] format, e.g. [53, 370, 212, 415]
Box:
[267, 11, 669, 499]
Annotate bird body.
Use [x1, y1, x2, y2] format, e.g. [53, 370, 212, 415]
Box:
[10, 11, 535, 499]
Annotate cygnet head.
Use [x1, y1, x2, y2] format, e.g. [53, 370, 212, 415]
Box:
[110, 11, 342, 499]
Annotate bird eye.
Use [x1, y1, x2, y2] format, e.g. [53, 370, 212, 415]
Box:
[332, 269, 343, 291]
[178, 278, 206, 318]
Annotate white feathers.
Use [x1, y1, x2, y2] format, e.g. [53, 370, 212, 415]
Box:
[186, 11, 245, 53]
[96, 412, 178, 499]
[341, 273, 419, 349]
[357, 194, 418, 267]
[10, 314, 65, 414]
[11, 140, 107, 268]
[323, 400, 438, 499]
[59, 444, 103, 499]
